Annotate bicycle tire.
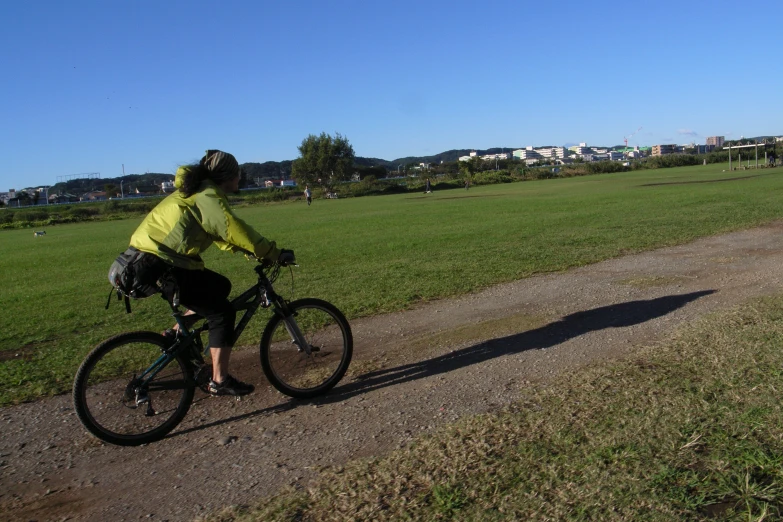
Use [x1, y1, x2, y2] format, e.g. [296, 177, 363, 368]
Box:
[260, 298, 353, 399]
[73, 331, 195, 446]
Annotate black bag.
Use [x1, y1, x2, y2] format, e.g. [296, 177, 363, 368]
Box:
[107, 247, 167, 312]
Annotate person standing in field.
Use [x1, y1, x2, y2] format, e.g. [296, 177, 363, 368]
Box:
[304, 185, 312, 206]
[127, 150, 295, 396]
[425, 178, 431, 194]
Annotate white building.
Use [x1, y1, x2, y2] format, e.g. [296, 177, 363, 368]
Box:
[512, 147, 542, 161]
[480, 152, 511, 161]
[537, 147, 567, 159]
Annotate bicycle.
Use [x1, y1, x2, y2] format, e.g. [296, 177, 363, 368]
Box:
[73, 261, 353, 446]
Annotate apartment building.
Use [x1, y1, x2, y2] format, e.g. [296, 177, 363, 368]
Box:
[568, 143, 593, 155]
[512, 147, 542, 161]
[537, 147, 567, 159]
[652, 144, 678, 156]
[458, 151, 478, 162]
[706, 136, 725, 147]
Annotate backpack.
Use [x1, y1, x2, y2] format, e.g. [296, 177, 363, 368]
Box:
[106, 247, 167, 312]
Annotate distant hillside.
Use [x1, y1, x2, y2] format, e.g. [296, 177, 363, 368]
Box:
[48, 173, 174, 195]
[34, 136, 779, 193]
[43, 149, 521, 193]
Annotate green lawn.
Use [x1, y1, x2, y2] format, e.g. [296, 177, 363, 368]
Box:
[1, 163, 782, 405]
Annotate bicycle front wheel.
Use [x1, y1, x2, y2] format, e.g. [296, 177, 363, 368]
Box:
[73, 331, 195, 446]
[260, 298, 353, 399]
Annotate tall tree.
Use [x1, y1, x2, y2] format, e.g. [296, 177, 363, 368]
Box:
[17, 190, 31, 206]
[291, 132, 355, 190]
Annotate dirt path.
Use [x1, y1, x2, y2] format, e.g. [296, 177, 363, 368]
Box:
[4, 222, 783, 522]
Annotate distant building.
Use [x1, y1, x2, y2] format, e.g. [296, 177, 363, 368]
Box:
[706, 136, 725, 148]
[568, 144, 594, 156]
[512, 147, 542, 161]
[50, 193, 79, 204]
[480, 153, 510, 161]
[652, 144, 677, 156]
[82, 191, 108, 201]
[537, 147, 567, 159]
[690, 144, 716, 154]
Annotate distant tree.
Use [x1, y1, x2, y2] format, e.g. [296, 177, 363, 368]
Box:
[17, 191, 31, 206]
[291, 132, 355, 190]
[353, 165, 387, 180]
[104, 184, 119, 198]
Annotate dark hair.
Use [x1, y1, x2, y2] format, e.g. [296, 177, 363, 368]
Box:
[178, 150, 240, 197]
[178, 163, 209, 198]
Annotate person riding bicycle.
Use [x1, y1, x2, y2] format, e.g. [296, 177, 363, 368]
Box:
[127, 149, 295, 396]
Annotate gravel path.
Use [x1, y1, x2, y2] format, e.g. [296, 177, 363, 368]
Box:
[3, 222, 783, 522]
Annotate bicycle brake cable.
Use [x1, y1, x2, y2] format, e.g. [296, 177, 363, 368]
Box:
[286, 265, 295, 300]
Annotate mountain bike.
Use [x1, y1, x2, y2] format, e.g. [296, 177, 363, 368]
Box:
[73, 262, 353, 446]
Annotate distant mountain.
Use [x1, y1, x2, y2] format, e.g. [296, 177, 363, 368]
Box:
[34, 137, 778, 193]
[358, 147, 521, 168]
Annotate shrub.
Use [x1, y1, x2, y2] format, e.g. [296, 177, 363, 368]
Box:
[13, 210, 49, 223]
[472, 170, 515, 185]
[67, 206, 100, 218]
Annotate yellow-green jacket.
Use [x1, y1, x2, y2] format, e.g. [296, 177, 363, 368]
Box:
[129, 169, 280, 270]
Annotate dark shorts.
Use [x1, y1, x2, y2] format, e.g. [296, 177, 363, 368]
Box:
[160, 267, 236, 348]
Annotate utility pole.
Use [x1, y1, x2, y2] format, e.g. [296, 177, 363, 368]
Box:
[121, 164, 125, 198]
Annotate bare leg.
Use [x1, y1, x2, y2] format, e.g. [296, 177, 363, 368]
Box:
[211, 347, 231, 383]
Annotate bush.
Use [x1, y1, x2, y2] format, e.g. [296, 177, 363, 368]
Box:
[472, 170, 516, 185]
[67, 206, 100, 218]
[241, 188, 294, 204]
[13, 210, 49, 223]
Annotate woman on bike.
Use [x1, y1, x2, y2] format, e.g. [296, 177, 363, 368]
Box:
[128, 149, 294, 396]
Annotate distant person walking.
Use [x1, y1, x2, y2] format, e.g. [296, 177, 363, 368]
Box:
[464, 178, 470, 190]
[304, 185, 312, 206]
[425, 178, 431, 194]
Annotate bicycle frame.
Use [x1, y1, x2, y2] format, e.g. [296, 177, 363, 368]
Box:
[163, 263, 314, 362]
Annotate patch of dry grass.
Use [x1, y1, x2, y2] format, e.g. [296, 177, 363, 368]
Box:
[205, 295, 783, 521]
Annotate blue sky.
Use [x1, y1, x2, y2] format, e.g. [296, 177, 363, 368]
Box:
[1, 0, 780, 190]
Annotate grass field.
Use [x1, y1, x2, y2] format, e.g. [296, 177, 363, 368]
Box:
[1, 163, 783, 405]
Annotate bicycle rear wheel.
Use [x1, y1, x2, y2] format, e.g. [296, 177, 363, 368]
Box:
[260, 298, 352, 399]
[73, 331, 195, 446]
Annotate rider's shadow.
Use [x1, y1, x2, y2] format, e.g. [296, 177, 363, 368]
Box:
[324, 289, 716, 401]
[171, 289, 715, 436]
